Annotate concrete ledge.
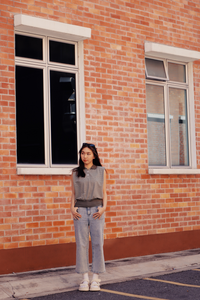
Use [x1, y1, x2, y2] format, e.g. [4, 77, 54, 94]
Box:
[145, 42, 200, 62]
[14, 14, 91, 41]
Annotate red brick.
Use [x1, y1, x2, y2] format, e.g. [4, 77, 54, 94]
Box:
[0, 0, 200, 255]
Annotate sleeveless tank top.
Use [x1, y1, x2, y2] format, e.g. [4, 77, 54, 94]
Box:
[73, 165, 105, 207]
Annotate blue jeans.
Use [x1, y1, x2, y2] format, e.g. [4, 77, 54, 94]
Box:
[73, 206, 105, 274]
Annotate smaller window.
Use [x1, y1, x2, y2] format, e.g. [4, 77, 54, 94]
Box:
[49, 40, 75, 65]
[146, 58, 190, 170]
[145, 58, 168, 81]
[15, 34, 43, 60]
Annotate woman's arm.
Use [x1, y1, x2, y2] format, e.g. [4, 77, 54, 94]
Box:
[102, 169, 107, 210]
[93, 169, 107, 219]
[70, 173, 81, 220]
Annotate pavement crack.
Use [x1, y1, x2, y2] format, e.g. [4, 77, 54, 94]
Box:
[59, 274, 69, 284]
[0, 281, 15, 298]
[9, 281, 16, 298]
[7, 281, 17, 299]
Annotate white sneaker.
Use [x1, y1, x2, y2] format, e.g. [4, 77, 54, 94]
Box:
[90, 279, 101, 291]
[79, 279, 89, 291]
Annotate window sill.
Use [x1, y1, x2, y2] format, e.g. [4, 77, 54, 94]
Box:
[149, 168, 200, 175]
[17, 167, 75, 175]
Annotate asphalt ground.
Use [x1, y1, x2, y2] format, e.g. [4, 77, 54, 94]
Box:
[32, 268, 200, 300]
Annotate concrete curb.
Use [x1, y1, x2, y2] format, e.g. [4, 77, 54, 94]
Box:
[0, 249, 200, 299]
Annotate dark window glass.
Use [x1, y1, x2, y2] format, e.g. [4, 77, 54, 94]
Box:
[50, 70, 77, 164]
[16, 66, 45, 164]
[49, 40, 75, 65]
[15, 34, 43, 60]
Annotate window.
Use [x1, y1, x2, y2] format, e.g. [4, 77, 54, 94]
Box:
[145, 58, 168, 81]
[145, 42, 200, 174]
[146, 58, 190, 169]
[14, 15, 91, 175]
[15, 34, 78, 169]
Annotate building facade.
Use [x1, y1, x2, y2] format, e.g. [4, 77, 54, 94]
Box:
[1, 0, 200, 275]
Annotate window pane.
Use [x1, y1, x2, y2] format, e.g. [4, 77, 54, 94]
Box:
[49, 40, 75, 65]
[168, 63, 186, 83]
[16, 66, 45, 164]
[15, 34, 43, 60]
[145, 58, 167, 79]
[50, 70, 77, 164]
[169, 88, 189, 166]
[146, 84, 166, 166]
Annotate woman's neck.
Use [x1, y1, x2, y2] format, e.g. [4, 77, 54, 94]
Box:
[84, 163, 93, 169]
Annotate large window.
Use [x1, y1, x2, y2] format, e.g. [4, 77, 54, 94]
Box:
[146, 58, 190, 169]
[15, 34, 78, 171]
[14, 15, 91, 175]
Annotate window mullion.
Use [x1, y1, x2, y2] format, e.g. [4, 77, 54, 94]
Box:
[41, 36, 49, 168]
[44, 65, 51, 168]
[186, 87, 191, 167]
[47, 69, 52, 167]
[43, 66, 49, 167]
[164, 85, 171, 168]
[48, 67, 53, 167]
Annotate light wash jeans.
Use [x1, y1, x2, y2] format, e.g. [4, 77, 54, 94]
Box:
[73, 206, 105, 274]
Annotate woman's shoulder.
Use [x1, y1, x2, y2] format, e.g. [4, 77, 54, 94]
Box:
[72, 169, 77, 176]
[72, 168, 78, 178]
[95, 165, 105, 172]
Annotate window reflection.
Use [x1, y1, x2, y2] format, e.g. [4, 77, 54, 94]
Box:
[145, 58, 167, 80]
[168, 63, 186, 83]
[169, 88, 189, 166]
[146, 84, 166, 166]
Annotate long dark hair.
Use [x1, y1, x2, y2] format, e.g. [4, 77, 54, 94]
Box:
[73, 143, 102, 177]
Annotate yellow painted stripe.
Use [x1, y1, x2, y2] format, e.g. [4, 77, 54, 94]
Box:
[101, 288, 169, 300]
[144, 277, 200, 288]
[193, 269, 200, 272]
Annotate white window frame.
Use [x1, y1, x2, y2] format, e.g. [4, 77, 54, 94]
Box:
[14, 14, 91, 175]
[145, 42, 200, 174]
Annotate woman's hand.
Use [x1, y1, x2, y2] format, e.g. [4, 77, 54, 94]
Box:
[93, 206, 105, 219]
[71, 207, 81, 220]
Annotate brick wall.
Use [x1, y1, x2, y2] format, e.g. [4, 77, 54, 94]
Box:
[1, 0, 200, 252]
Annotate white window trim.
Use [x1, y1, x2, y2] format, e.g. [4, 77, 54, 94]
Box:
[145, 42, 200, 62]
[14, 14, 91, 41]
[145, 42, 200, 175]
[15, 15, 91, 175]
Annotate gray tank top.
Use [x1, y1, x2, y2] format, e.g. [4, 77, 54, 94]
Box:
[73, 165, 105, 204]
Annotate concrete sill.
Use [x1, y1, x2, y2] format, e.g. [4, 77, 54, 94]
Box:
[17, 167, 73, 175]
[149, 168, 200, 175]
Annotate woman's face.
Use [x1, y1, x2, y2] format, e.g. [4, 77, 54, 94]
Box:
[81, 147, 95, 167]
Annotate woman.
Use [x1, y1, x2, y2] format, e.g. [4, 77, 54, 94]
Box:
[70, 143, 107, 292]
